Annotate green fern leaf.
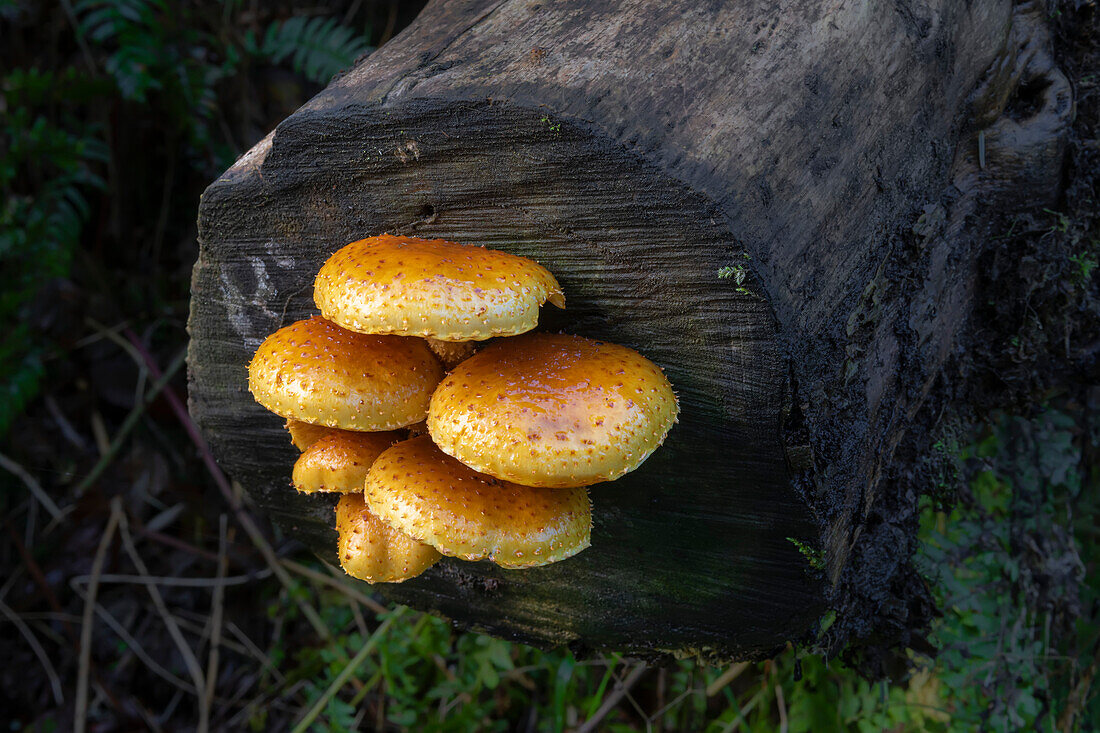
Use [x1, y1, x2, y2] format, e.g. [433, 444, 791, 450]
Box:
[256, 15, 373, 84]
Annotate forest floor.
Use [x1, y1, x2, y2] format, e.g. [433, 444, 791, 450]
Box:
[1, 2, 1097, 731]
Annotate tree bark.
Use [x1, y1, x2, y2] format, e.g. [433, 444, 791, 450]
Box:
[188, 0, 1071, 663]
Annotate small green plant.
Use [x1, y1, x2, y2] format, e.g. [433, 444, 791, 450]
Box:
[1043, 207, 1071, 234]
[915, 408, 1094, 730]
[928, 428, 963, 504]
[1068, 249, 1097, 287]
[540, 115, 561, 133]
[787, 537, 825, 571]
[717, 253, 753, 294]
[716, 265, 745, 281]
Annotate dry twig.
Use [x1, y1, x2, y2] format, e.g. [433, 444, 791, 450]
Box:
[116, 506, 209, 730]
[284, 558, 388, 614]
[69, 569, 271, 588]
[123, 331, 336, 641]
[0, 597, 64, 704]
[577, 663, 649, 733]
[0, 451, 63, 520]
[202, 515, 231, 733]
[70, 347, 186, 497]
[71, 589, 197, 694]
[706, 662, 750, 697]
[775, 682, 788, 733]
[75, 498, 122, 733]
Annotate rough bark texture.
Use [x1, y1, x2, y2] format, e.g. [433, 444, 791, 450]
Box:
[188, 0, 1070, 663]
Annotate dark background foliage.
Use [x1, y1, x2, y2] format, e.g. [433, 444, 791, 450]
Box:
[0, 1, 1097, 730]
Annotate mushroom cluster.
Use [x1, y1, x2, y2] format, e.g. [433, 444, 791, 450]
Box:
[247, 234, 678, 584]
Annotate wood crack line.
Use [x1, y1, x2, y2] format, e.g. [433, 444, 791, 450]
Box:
[378, 0, 509, 106]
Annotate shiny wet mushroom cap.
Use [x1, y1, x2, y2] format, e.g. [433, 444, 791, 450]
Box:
[291, 430, 402, 494]
[248, 316, 443, 431]
[313, 234, 565, 342]
[427, 333, 678, 488]
[285, 418, 349, 451]
[336, 493, 441, 583]
[364, 436, 591, 569]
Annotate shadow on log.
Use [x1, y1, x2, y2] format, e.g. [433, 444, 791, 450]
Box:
[188, 0, 1071, 666]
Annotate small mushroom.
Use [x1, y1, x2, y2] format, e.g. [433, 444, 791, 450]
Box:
[336, 493, 442, 583]
[291, 430, 402, 494]
[364, 436, 591, 569]
[248, 315, 444, 431]
[427, 333, 678, 488]
[313, 234, 565, 342]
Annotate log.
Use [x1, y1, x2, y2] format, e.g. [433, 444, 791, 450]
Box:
[188, 0, 1071, 663]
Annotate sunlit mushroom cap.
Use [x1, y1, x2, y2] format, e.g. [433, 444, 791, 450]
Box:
[427, 333, 678, 488]
[313, 235, 565, 342]
[291, 430, 402, 494]
[285, 419, 346, 451]
[336, 493, 442, 583]
[364, 436, 591, 569]
[248, 316, 443, 431]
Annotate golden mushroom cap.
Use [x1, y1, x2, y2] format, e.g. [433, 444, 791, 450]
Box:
[364, 436, 591, 569]
[427, 333, 678, 488]
[285, 419, 345, 451]
[313, 235, 565, 342]
[248, 316, 444, 431]
[336, 493, 442, 583]
[291, 430, 402, 494]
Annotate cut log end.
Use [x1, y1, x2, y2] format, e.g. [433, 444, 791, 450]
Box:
[190, 99, 823, 659]
[189, 0, 1071, 664]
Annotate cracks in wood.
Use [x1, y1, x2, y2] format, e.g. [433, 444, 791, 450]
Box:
[957, 3, 1071, 209]
[393, 203, 439, 234]
[375, 0, 509, 106]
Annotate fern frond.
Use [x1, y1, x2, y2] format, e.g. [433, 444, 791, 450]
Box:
[0, 337, 44, 436]
[0, 108, 105, 435]
[74, 0, 164, 43]
[255, 15, 373, 84]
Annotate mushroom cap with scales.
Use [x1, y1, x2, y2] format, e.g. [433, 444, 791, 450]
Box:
[427, 333, 678, 488]
[364, 436, 591, 569]
[248, 316, 444, 431]
[291, 430, 402, 494]
[313, 234, 565, 342]
[336, 493, 442, 583]
[285, 418, 362, 451]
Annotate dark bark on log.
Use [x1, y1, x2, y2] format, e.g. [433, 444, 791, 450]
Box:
[188, 0, 1071, 663]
